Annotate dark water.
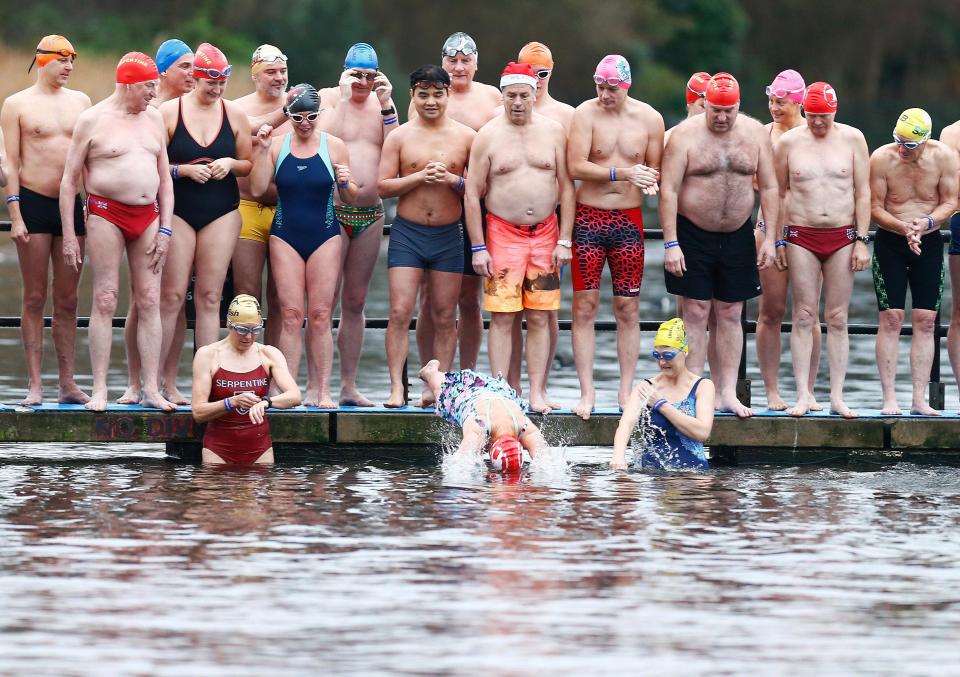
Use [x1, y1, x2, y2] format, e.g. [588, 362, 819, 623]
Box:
[1, 446, 958, 675]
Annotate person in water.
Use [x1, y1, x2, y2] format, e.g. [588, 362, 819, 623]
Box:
[611, 318, 715, 471]
[191, 295, 301, 464]
[418, 359, 547, 461]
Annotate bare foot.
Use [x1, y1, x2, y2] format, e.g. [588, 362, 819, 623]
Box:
[910, 403, 941, 416]
[116, 386, 141, 405]
[340, 387, 375, 407]
[85, 391, 108, 412]
[20, 384, 43, 406]
[719, 395, 753, 418]
[303, 392, 319, 407]
[548, 399, 561, 410]
[416, 386, 436, 408]
[162, 387, 189, 406]
[573, 395, 595, 421]
[527, 396, 552, 415]
[880, 399, 903, 415]
[383, 388, 406, 408]
[809, 398, 823, 412]
[830, 401, 858, 419]
[58, 384, 90, 405]
[141, 391, 177, 412]
[766, 394, 788, 411]
[317, 397, 337, 409]
[788, 399, 810, 417]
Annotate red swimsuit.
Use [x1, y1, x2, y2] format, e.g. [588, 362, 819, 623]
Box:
[203, 363, 272, 463]
[86, 194, 159, 241]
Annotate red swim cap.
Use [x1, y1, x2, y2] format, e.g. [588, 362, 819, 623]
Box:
[116, 52, 159, 85]
[488, 436, 523, 472]
[705, 72, 740, 106]
[194, 42, 231, 80]
[686, 71, 711, 104]
[803, 82, 838, 114]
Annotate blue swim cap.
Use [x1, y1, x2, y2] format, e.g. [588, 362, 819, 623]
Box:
[344, 42, 378, 70]
[156, 39, 192, 75]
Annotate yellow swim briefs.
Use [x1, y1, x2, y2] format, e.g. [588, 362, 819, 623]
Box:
[238, 199, 276, 244]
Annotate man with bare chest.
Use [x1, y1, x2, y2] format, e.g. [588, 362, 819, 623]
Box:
[319, 42, 398, 406]
[871, 108, 958, 415]
[775, 82, 871, 418]
[60, 53, 175, 412]
[660, 73, 778, 418]
[466, 62, 575, 414]
[938, 115, 960, 410]
[566, 54, 663, 419]
[1, 35, 90, 405]
[379, 66, 476, 407]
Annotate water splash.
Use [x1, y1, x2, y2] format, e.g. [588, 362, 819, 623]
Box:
[630, 406, 667, 470]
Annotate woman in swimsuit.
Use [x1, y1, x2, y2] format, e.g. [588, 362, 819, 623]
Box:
[249, 84, 358, 407]
[611, 318, 715, 471]
[192, 295, 301, 464]
[419, 359, 548, 461]
[159, 42, 252, 374]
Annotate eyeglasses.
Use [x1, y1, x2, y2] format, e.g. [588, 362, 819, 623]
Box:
[442, 46, 477, 58]
[892, 133, 923, 150]
[536, 69, 551, 80]
[765, 85, 803, 99]
[593, 75, 626, 88]
[195, 65, 232, 79]
[229, 322, 263, 336]
[288, 111, 320, 123]
[351, 71, 378, 82]
[651, 349, 681, 361]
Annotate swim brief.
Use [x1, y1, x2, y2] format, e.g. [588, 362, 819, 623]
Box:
[387, 215, 464, 273]
[949, 213, 960, 256]
[336, 203, 384, 239]
[786, 224, 855, 262]
[238, 199, 275, 243]
[86, 194, 159, 241]
[872, 228, 943, 312]
[664, 213, 760, 303]
[572, 203, 644, 296]
[19, 185, 85, 237]
[484, 212, 560, 313]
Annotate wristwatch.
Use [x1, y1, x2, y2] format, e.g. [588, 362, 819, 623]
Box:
[854, 234, 870, 244]
[556, 239, 572, 248]
[380, 106, 396, 116]
[261, 396, 273, 408]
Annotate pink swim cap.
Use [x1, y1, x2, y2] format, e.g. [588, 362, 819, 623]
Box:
[593, 54, 631, 89]
[766, 69, 805, 104]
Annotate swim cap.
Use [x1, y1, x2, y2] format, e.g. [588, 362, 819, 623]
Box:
[251, 44, 287, 76]
[802, 82, 837, 114]
[344, 43, 378, 70]
[518, 42, 553, 70]
[156, 39, 191, 75]
[488, 436, 523, 473]
[193, 43, 231, 80]
[286, 83, 320, 114]
[30, 35, 76, 72]
[894, 108, 932, 144]
[500, 62, 538, 90]
[227, 294, 262, 325]
[705, 72, 740, 106]
[766, 69, 805, 104]
[594, 54, 631, 89]
[686, 71, 710, 104]
[654, 318, 688, 353]
[116, 52, 159, 85]
[442, 32, 477, 58]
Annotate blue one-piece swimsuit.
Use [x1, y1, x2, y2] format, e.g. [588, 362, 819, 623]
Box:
[271, 132, 340, 261]
[640, 377, 709, 470]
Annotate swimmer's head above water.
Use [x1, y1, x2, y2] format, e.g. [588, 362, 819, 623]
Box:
[652, 318, 689, 374]
[441, 32, 478, 84]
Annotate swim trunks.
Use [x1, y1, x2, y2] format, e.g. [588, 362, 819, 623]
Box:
[271, 132, 340, 261]
[640, 377, 709, 470]
[18, 185, 85, 237]
[461, 199, 488, 277]
[572, 203, 644, 296]
[785, 224, 855, 262]
[484, 212, 560, 312]
[872, 228, 943, 312]
[387, 215, 464, 272]
[664, 213, 761, 303]
[203, 360, 272, 463]
[238, 199, 275, 243]
[86, 194, 159, 241]
[435, 369, 525, 428]
[336, 203, 384, 238]
[168, 98, 240, 230]
[949, 213, 960, 256]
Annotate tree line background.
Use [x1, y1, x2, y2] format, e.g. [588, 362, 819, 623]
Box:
[2, 0, 960, 148]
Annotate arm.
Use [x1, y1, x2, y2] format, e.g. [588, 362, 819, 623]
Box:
[230, 104, 253, 177]
[376, 129, 426, 198]
[656, 379, 715, 443]
[145, 115, 173, 274]
[247, 107, 286, 133]
[465, 133, 492, 276]
[755, 128, 779, 269]
[457, 420, 486, 455]
[327, 135, 360, 203]
[374, 72, 399, 141]
[59, 114, 93, 271]
[248, 127, 278, 200]
[932, 147, 960, 225]
[773, 136, 792, 267]
[191, 347, 228, 423]
[1, 100, 27, 241]
[553, 128, 575, 270]
[850, 130, 872, 271]
[611, 384, 646, 469]
[658, 132, 688, 276]
[869, 152, 911, 236]
[0, 128, 6, 187]
[644, 110, 665, 174]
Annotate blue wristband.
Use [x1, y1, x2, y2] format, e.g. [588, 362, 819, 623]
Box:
[383, 115, 398, 125]
[651, 398, 668, 413]
[926, 215, 935, 231]
[171, 164, 179, 180]
[6, 195, 20, 204]
[609, 167, 617, 182]
[775, 239, 786, 248]
[471, 244, 487, 252]
[158, 226, 173, 237]
[223, 398, 233, 411]
[457, 176, 465, 193]
[338, 180, 349, 190]
[664, 240, 679, 249]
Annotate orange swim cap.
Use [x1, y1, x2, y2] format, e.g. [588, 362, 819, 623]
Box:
[802, 82, 838, 114]
[518, 42, 553, 70]
[686, 71, 710, 104]
[705, 72, 739, 106]
[30, 35, 76, 72]
[116, 52, 159, 85]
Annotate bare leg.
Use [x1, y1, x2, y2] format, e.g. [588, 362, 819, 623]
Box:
[910, 309, 940, 415]
[877, 309, 904, 414]
[948, 257, 960, 412]
[422, 269, 462, 407]
[571, 290, 599, 419]
[680, 298, 710, 375]
[613, 296, 640, 411]
[263, 259, 281, 348]
[119, 296, 141, 403]
[756, 263, 788, 410]
[545, 309, 559, 409]
[822, 246, 856, 418]
[787, 246, 821, 417]
[415, 278, 434, 406]
[232, 238, 268, 299]
[524, 309, 552, 414]
[304, 237, 342, 408]
[161, 310, 189, 404]
[713, 300, 752, 418]
[84, 219, 125, 412]
[193, 211, 241, 348]
[50, 236, 88, 403]
[385, 266, 424, 407]
[488, 311, 516, 381]
[508, 313, 523, 393]
[270, 237, 308, 395]
[458, 276, 483, 370]
[14, 234, 53, 405]
[159, 216, 197, 399]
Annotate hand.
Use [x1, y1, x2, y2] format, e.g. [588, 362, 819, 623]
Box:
[255, 124, 274, 150]
[208, 158, 233, 180]
[145, 229, 171, 274]
[181, 163, 212, 184]
[636, 381, 660, 408]
[609, 458, 628, 471]
[664, 246, 686, 277]
[373, 72, 393, 107]
[757, 240, 776, 271]
[423, 161, 448, 184]
[851, 241, 871, 272]
[232, 392, 262, 410]
[624, 164, 660, 195]
[334, 163, 352, 187]
[472, 249, 493, 277]
[248, 400, 268, 425]
[338, 70, 360, 101]
[774, 242, 788, 271]
[62, 235, 82, 272]
[10, 216, 29, 244]
[907, 230, 922, 256]
[552, 242, 572, 271]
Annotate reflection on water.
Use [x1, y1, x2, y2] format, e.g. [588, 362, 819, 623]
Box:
[1, 447, 958, 674]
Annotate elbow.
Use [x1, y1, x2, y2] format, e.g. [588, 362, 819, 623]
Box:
[377, 181, 392, 199]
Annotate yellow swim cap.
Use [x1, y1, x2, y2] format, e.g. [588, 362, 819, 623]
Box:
[227, 294, 262, 325]
[894, 108, 932, 143]
[654, 318, 688, 352]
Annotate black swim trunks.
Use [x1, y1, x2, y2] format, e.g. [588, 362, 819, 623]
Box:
[664, 213, 760, 303]
[19, 185, 85, 237]
[872, 228, 943, 312]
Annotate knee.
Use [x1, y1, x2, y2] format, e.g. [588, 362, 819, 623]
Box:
[136, 287, 161, 315]
[161, 288, 186, 310]
[93, 287, 120, 316]
[22, 287, 48, 314]
[280, 306, 305, 331]
[824, 306, 848, 331]
[389, 301, 415, 324]
[53, 289, 79, 316]
[490, 312, 516, 330]
[196, 288, 222, 310]
[458, 287, 480, 312]
[340, 288, 368, 316]
[912, 312, 937, 336]
[307, 305, 333, 328]
[758, 299, 786, 324]
[793, 305, 817, 328]
[573, 296, 600, 320]
[612, 298, 638, 324]
[524, 311, 549, 330]
[879, 311, 905, 332]
[431, 303, 457, 327]
[715, 303, 743, 324]
[682, 301, 710, 326]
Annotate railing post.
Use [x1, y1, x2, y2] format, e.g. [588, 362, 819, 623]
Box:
[930, 311, 946, 410]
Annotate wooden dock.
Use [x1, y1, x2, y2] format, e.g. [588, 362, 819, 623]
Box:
[1, 404, 959, 464]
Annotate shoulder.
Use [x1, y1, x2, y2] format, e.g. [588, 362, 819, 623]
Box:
[318, 86, 339, 106]
[534, 113, 564, 136]
[193, 343, 216, 366]
[478, 82, 502, 101]
[158, 97, 179, 118]
[735, 113, 765, 135]
[451, 118, 477, 139]
[260, 343, 286, 366]
[837, 123, 867, 145]
[939, 120, 960, 146]
[231, 92, 255, 108]
[223, 99, 247, 122]
[777, 125, 804, 147]
[926, 140, 958, 166]
[630, 98, 664, 124]
[869, 144, 897, 167]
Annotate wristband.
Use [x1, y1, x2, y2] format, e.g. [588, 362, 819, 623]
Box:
[223, 397, 233, 411]
[171, 164, 179, 180]
[854, 234, 869, 244]
[337, 180, 350, 190]
[664, 240, 679, 249]
[556, 239, 572, 248]
[158, 226, 173, 237]
[756, 220, 766, 233]
[775, 239, 786, 248]
[471, 244, 487, 252]
[5, 195, 20, 204]
[262, 396, 273, 409]
[651, 398, 668, 413]
[456, 176, 465, 193]
[382, 115, 398, 125]
[380, 106, 396, 116]
[609, 167, 617, 182]
[926, 215, 935, 231]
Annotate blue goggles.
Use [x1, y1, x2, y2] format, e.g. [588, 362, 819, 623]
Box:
[651, 349, 681, 361]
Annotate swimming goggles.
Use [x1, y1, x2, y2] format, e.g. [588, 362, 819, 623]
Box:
[288, 111, 320, 123]
[442, 46, 477, 58]
[686, 84, 706, 99]
[893, 134, 923, 150]
[195, 65, 232, 79]
[229, 322, 263, 336]
[536, 69, 551, 80]
[351, 71, 378, 82]
[651, 349, 681, 361]
[593, 75, 626, 88]
[765, 85, 803, 99]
